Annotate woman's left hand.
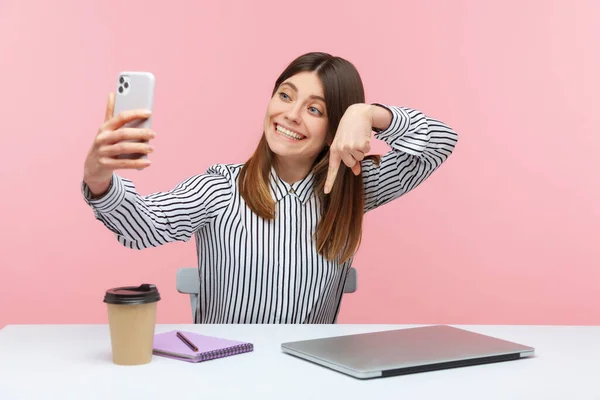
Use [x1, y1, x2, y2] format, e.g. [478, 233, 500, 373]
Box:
[324, 103, 373, 194]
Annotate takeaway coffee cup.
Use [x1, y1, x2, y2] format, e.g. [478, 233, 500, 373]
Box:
[104, 284, 161, 365]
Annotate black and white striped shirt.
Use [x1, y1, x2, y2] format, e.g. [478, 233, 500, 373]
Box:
[82, 104, 458, 324]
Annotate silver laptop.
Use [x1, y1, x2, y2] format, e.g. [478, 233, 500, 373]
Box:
[280, 325, 535, 379]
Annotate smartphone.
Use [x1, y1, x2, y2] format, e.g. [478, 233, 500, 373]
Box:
[113, 71, 155, 160]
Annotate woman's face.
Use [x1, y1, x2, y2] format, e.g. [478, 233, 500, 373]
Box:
[263, 71, 329, 162]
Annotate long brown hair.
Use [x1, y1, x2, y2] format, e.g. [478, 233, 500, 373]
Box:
[239, 52, 380, 263]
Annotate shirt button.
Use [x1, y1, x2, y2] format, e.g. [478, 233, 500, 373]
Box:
[289, 188, 296, 194]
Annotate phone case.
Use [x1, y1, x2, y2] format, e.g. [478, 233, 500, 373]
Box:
[113, 71, 155, 160]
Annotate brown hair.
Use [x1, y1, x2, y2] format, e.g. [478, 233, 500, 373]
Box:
[239, 52, 380, 263]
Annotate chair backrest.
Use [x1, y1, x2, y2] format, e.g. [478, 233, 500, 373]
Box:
[176, 266, 358, 321]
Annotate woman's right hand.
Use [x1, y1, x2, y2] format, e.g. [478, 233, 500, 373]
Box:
[83, 93, 156, 197]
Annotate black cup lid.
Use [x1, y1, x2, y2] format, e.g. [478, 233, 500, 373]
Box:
[104, 284, 161, 305]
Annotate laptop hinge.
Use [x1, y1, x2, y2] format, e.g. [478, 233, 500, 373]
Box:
[382, 353, 522, 377]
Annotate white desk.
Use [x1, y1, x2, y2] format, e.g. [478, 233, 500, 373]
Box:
[0, 324, 598, 399]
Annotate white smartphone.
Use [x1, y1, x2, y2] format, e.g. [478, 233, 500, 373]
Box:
[113, 71, 155, 160]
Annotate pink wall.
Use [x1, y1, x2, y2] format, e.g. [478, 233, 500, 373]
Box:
[1, 0, 598, 327]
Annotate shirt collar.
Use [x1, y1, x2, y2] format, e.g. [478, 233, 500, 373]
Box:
[269, 166, 316, 205]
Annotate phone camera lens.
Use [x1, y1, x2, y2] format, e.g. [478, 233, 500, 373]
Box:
[124, 82, 129, 89]
[119, 77, 124, 84]
[118, 86, 123, 93]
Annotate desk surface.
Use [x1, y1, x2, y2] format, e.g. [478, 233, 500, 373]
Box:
[0, 324, 598, 399]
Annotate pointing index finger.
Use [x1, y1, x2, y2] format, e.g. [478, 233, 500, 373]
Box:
[324, 152, 341, 194]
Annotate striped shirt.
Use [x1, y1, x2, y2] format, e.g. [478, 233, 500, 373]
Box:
[82, 104, 458, 324]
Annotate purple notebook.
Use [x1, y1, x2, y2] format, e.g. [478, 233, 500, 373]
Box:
[153, 330, 254, 363]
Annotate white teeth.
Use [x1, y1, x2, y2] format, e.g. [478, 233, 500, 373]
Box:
[276, 124, 305, 140]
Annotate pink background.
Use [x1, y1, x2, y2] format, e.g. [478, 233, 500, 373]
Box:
[1, 0, 598, 328]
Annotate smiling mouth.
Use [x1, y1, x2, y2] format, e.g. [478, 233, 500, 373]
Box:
[275, 123, 307, 141]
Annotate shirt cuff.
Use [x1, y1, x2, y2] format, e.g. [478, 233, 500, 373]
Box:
[81, 172, 126, 214]
[370, 103, 410, 140]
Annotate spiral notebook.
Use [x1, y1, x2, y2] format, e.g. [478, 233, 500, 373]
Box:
[153, 330, 254, 363]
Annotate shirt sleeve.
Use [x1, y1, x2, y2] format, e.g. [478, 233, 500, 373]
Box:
[81, 164, 234, 249]
[362, 104, 458, 213]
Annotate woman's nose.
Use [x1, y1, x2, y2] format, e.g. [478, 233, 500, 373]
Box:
[284, 104, 302, 124]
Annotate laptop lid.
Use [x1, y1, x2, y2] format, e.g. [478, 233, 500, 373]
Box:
[280, 325, 535, 379]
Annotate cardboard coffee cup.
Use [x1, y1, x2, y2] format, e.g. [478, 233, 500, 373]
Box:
[104, 284, 161, 365]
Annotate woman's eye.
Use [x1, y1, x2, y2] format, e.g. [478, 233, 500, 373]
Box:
[309, 106, 322, 116]
[279, 92, 290, 100]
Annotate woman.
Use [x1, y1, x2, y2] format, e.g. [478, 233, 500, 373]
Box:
[82, 52, 458, 324]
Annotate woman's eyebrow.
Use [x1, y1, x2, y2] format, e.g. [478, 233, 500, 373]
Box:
[280, 82, 326, 103]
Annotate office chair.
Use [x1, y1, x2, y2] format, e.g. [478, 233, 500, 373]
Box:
[176, 266, 358, 321]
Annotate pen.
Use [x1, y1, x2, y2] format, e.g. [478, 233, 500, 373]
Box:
[176, 331, 198, 352]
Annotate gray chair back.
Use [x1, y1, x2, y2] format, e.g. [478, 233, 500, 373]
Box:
[176, 266, 358, 321]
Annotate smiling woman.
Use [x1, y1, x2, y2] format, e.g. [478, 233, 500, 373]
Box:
[81, 51, 459, 324]
[240, 54, 389, 264]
